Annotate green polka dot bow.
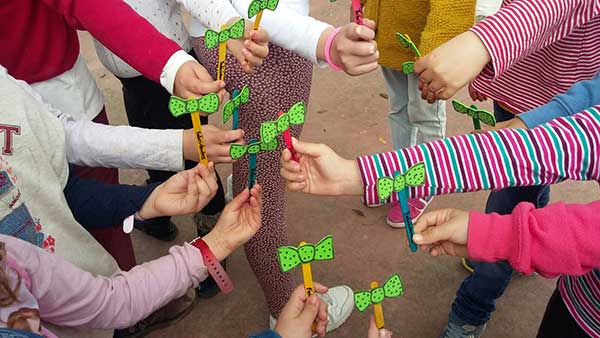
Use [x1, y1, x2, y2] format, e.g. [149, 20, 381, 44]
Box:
[229, 137, 278, 159]
[277, 235, 334, 272]
[354, 274, 404, 312]
[377, 163, 426, 200]
[223, 85, 250, 124]
[248, 0, 279, 18]
[205, 18, 245, 49]
[452, 100, 496, 130]
[259, 101, 306, 144]
[168, 93, 220, 117]
[395, 33, 421, 75]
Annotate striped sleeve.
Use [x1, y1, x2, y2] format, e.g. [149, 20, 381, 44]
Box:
[470, 0, 600, 80]
[356, 105, 600, 206]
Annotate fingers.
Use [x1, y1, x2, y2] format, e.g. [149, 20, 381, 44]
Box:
[362, 18, 377, 30]
[344, 23, 375, 41]
[367, 316, 379, 338]
[298, 295, 321, 328]
[280, 149, 304, 180]
[412, 212, 456, 246]
[250, 28, 269, 44]
[226, 187, 251, 212]
[413, 209, 451, 233]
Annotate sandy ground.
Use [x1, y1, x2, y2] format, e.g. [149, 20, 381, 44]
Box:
[78, 0, 598, 336]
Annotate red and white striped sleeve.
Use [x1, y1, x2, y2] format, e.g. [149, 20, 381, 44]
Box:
[470, 0, 600, 80]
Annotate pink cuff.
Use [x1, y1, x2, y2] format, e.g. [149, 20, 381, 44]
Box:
[467, 211, 515, 264]
[325, 27, 343, 71]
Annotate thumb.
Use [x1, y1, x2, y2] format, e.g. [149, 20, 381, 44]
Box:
[291, 138, 329, 158]
[298, 295, 320, 325]
[343, 23, 375, 41]
[226, 188, 251, 212]
[413, 219, 455, 246]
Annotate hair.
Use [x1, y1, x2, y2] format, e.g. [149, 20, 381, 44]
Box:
[0, 242, 20, 307]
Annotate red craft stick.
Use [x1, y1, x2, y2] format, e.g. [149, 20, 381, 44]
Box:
[278, 111, 299, 162]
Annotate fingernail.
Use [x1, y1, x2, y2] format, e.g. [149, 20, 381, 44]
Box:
[251, 31, 256, 39]
[370, 47, 376, 54]
[413, 234, 423, 242]
[245, 40, 251, 47]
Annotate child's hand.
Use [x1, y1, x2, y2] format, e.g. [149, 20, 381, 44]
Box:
[183, 125, 244, 164]
[173, 61, 227, 107]
[274, 283, 329, 338]
[320, 20, 379, 76]
[138, 163, 218, 220]
[226, 17, 270, 73]
[280, 138, 363, 196]
[202, 185, 262, 261]
[367, 316, 393, 338]
[412, 208, 470, 257]
[414, 31, 491, 103]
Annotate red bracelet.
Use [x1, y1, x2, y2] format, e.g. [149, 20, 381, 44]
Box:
[190, 237, 234, 294]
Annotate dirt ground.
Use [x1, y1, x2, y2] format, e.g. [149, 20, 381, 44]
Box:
[79, 1, 598, 337]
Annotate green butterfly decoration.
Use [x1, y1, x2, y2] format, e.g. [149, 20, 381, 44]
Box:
[248, 0, 279, 18]
[354, 274, 404, 312]
[452, 100, 496, 130]
[377, 163, 426, 200]
[277, 235, 334, 272]
[395, 33, 421, 57]
[168, 93, 220, 117]
[259, 101, 306, 144]
[396, 33, 421, 74]
[223, 85, 250, 124]
[229, 137, 278, 159]
[205, 18, 245, 49]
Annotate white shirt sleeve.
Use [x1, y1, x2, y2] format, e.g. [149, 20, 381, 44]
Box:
[1, 66, 186, 172]
[178, 0, 241, 30]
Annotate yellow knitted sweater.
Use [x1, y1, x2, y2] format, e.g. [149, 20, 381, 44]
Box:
[362, 0, 476, 70]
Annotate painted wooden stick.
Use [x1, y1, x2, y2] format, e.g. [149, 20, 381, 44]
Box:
[248, 138, 257, 189]
[253, 10, 264, 30]
[232, 89, 240, 130]
[395, 171, 418, 252]
[371, 281, 385, 329]
[190, 105, 209, 166]
[277, 111, 299, 162]
[299, 241, 316, 297]
[217, 24, 227, 81]
[351, 0, 364, 24]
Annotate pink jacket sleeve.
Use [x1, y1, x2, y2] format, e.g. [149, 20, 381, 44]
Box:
[470, 0, 600, 80]
[467, 200, 600, 278]
[40, 0, 181, 82]
[3, 235, 208, 329]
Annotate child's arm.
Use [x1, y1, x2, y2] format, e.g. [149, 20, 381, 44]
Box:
[412, 200, 600, 278]
[281, 106, 600, 204]
[40, 0, 222, 97]
[10, 186, 261, 329]
[64, 163, 218, 229]
[518, 71, 600, 128]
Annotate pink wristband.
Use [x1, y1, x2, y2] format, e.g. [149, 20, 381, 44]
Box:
[325, 27, 343, 71]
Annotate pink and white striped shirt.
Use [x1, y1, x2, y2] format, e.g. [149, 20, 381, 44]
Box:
[470, 0, 600, 113]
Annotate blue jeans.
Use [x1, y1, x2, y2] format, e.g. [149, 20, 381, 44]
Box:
[449, 103, 551, 326]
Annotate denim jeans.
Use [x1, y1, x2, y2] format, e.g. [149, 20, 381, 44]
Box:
[449, 102, 551, 326]
[382, 66, 446, 149]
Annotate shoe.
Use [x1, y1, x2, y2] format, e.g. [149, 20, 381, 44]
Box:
[134, 219, 178, 242]
[225, 174, 233, 203]
[194, 212, 224, 299]
[439, 318, 486, 338]
[269, 285, 354, 333]
[386, 196, 433, 228]
[113, 288, 196, 338]
[461, 257, 475, 273]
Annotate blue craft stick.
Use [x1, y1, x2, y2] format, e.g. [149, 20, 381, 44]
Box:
[248, 138, 257, 189]
[395, 171, 419, 252]
[232, 89, 240, 130]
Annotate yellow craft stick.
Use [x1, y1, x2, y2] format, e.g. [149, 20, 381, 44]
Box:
[190, 109, 208, 166]
[371, 281, 385, 329]
[217, 24, 227, 81]
[299, 241, 315, 297]
[253, 10, 264, 30]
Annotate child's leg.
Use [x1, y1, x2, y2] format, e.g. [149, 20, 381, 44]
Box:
[536, 287, 590, 338]
[382, 66, 446, 150]
[71, 107, 136, 271]
[444, 102, 551, 331]
[194, 40, 312, 316]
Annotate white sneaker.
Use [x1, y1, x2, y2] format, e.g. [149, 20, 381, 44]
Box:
[269, 285, 354, 333]
[225, 174, 233, 202]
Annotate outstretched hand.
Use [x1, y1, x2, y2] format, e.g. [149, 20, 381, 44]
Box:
[280, 138, 363, 196]
[202, 185, 263, 261]
[412, 208, 470, 257]
[226, 17, 270, 73]
[274, 283, 329, 338]
[139, 163, 218, 220]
